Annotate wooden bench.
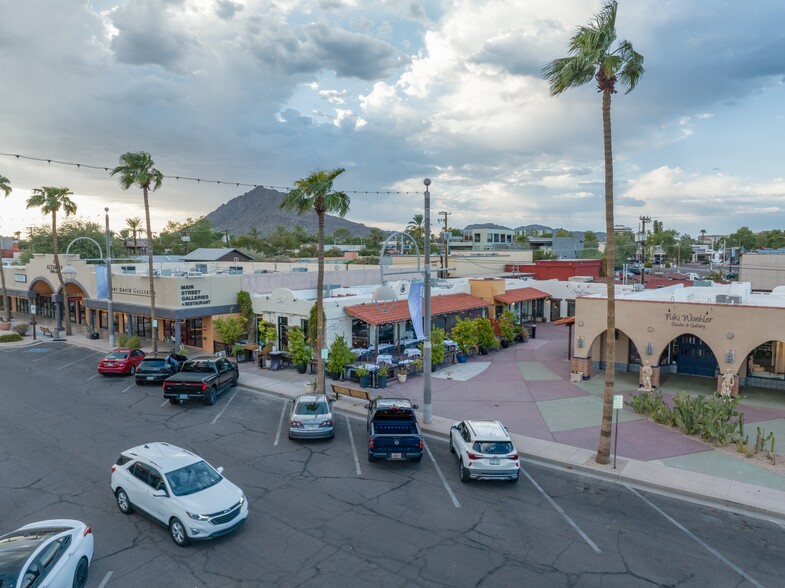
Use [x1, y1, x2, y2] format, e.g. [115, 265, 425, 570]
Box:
[39, 326, 54, 338]
[330, 384, 380, 402]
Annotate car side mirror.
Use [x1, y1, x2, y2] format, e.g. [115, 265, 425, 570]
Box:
[412, 404, 419, 409]
[216, 466, 224, 475]
[153, 489, 167, 498]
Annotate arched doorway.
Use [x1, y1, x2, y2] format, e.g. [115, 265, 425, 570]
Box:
[746, 340, 785, 382]
[673, 334, 718, 377]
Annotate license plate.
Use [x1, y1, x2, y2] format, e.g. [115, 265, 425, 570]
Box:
[306, 425, 317, 430]
[147, 376, 156, 380]
[391, 452, 402, 459]
[489, 458, 500, 465]
[178, 394, 188, 400]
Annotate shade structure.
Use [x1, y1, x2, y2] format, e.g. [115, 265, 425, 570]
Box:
[493, 286, 550, 305]
[343, 292, 489, 326]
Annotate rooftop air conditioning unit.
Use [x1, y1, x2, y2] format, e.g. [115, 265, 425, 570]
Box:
[715, 294, 729, 303]
[727, 295, 742, 304]
[632, 284, 644, 291]
[324, 284, 341, 296]
[187, 271, 204, 278]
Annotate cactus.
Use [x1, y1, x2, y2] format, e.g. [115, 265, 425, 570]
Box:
[738, 413, 744, 440]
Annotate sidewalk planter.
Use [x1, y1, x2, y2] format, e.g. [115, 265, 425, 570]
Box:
[377, 375, 387, 389]
[0, 322, 10, 331]
[456, 354, 468, 363]
[359, 374, 370, 388]
[397, 373, 407, 384]
[328, 371, 342, 381]
[570, 372, 583, 383]
[296, 363, 307, 374]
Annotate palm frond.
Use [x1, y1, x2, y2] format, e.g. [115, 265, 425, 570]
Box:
[616, 40, 645, 92]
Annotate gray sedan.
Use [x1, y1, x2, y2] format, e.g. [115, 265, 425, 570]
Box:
[288, 394, 335, 440]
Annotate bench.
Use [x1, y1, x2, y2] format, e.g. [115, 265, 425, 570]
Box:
[39, 326, 53, 338]
[330, 384, 380, 402]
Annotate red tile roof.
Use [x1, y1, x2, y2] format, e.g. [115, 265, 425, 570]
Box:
[343, 292, 489, 326]
[494, 287, 550, 304]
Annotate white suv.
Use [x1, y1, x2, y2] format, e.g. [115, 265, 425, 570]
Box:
[110, 442, 248, 546]
[449, 420, 520, 483]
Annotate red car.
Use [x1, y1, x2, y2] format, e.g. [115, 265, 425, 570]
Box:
[98, 348, 146, 376]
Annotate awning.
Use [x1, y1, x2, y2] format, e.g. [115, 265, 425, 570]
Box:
[553, 316, 575, 326]
[494, 287, 550, 305]
[344, 292, 489, 326]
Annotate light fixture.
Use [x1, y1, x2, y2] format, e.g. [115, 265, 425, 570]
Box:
[726, 350, 735, 363]
[577, 336, 584, 348]
[646, 343, 653, 356]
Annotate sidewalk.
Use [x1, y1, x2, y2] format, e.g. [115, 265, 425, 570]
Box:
[8, 322, 785, 520]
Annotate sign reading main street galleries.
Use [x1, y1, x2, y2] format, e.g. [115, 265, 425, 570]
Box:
[180, 284, 211, 307]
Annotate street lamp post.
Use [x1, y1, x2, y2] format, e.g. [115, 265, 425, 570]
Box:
[423, 178, 432, 424]
[62, 236, 113, 346]
[104, 208, 115, 348]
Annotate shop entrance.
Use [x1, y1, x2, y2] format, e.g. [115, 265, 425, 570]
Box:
[675, 334, 717, 377]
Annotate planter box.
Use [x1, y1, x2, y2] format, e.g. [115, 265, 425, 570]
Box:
[570, 372, 583, 383]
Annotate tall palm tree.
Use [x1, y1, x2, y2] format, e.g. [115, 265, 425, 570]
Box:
[126, 217, 143, 255]
[111, 152, 164, 353]
[0, 175, 12, 321]
[281, 168, 350, 394]
[118, 229, 131, 255]
[543, 0, 643, 465]
[26, 187, 78, 336]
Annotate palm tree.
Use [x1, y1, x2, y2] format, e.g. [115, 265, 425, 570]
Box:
[0, 175, 12, 321]
[699, 229, 707, 244]
[118, 229, 131, 255]
[126, 217, 143, 255]
[281, 169, 350, 394]
[543, 0, 643, 465]
[26, 187, 78, 336]
[111, 152, 164, 353]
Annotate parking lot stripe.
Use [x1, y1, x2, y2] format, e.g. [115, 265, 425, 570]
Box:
[423, 441, 461, 509]
[58, 352, 100, 370]
[274, 400, 288, 446]
[87, 373, 100, 380]
[211, 390, 239, 425]
[627, 486, 763, 587]
[96, 571, 113, 588]
[345, 415, 362, 476]
[160, 399, 169, 407]
[522, 468, 601, 553]
[32, 347, 72, 362]
[121, 384, 134, 393]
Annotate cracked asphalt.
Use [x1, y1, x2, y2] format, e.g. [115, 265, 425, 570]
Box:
[2, 343, 784, 587]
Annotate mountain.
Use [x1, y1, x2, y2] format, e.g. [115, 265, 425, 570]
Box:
[205, 187, 377, 237]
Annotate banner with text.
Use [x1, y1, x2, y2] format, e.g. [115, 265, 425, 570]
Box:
[408, 279, 425, 340]
[96, 265, 108, 299]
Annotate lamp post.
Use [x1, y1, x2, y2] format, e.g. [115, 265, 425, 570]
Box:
[423, 178, 432, 424]
[62, 236, 113, 347]
[105, 208, 115, 348]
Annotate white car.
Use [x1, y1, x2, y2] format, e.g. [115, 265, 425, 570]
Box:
[110, 442, 248, 546]
[449, 420, 520, 483]
[0, 519, 93, 588]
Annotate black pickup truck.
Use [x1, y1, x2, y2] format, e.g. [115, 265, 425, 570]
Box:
[365, 398, 423, 462]
[162, 355, 238, 406]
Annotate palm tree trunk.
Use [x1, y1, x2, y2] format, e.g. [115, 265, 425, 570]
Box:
[52, 211, 72, 336]
[316, 198, 326, 395]
[596, 88, 616, 464]
[144, 187, 158, 353]
[0, 262, 10, 322]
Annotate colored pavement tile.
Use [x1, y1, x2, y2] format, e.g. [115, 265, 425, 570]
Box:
[536, 395, 643, 432]
[526, 379, 591, 402]
[661, 450, 785, 492]
[472, 360, 524, 381]
[431, 398, 554, 441]
[433, 380, 535, 403]
[519, 362, 562, 380]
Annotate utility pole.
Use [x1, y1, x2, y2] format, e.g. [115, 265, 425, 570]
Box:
[438, 210, 450, 278]
[423, 179, 432, 424]
[639, 215, 651, 287]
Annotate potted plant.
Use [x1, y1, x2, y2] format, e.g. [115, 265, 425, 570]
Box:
[287, 326, 311, 374]
[377, 363, 389, 388]
[474, 317, 499, 355]
[356, 364, 371, 388]
[451, 318, 477, 363]
[420, 326, 446, 370]
[327, 335, 353, 380]
[397, 363, 409, 383]
[258, 320, 278, 356]
[231, 343, 247, 362]
[498, 310, 517, 348]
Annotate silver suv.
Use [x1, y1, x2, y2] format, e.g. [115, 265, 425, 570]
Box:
[449, 420, 520, 483]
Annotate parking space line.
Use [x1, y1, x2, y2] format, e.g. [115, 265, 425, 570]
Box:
[345, 415, 362, 476]
[211, 390, 239, 425]
[87, 373, 100, 380]
[423, 441, 461, 509]
[58, 352, 100, 370]
[32, 347, 72, 362]
[522, 467, 601, 553]
[160, 399, 169, 407]
[121, 384, 134, 393]
[627, 486, 763, 587]
[274, 400, 288, 446]
[97, 571, 113, 588]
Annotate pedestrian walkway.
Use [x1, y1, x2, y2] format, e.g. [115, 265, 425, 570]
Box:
[5, 319, 785, 520]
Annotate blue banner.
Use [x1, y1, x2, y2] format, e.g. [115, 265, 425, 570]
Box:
[408, 280, 424, 340]
[96, 265, 108, 299]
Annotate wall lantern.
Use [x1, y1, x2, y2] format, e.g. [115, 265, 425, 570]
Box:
[725, 350, 735, 364]
[646, 343, 654, 356]
[577, 336, 584, 348]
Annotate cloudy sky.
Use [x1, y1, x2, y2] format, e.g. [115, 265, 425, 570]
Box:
[2, 0, 784, 239]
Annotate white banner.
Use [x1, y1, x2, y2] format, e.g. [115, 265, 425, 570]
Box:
[408, 279, 425, 340]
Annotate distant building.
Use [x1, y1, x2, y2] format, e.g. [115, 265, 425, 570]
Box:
[182, 248, 254, 263]
[451, 223, 515, 251]
[740, 249, 785, 291]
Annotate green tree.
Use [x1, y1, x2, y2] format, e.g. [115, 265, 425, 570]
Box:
[280, 168, 350, 394]
[111, 151, 164, 353]
[333, 228, 351, 244]
[543, 0, 644, 465]
[0, 175, 12, 321]
[214, 315, 247, 351]
[727, 226, 757, 251]
[26, 187, 78, 335]
[555, 228, 570, 237]
[406, 214, 425, 250]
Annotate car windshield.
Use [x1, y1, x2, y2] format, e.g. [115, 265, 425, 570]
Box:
[141, 359, 167, 367]
[182, 361, 215, 373]
[105, 351, 129, 359]
[472, 441, 514, 455]
[0, 528, 67, 584]
[294, 401, 329, 415]
[165, 460, 222, 496]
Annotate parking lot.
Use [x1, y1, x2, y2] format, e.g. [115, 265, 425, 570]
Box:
[1, 342, 784, 587]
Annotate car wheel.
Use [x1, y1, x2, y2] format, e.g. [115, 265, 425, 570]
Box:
[129, 366, 136, 376]
[412, 455, 422, 463]
[205, 386, 218, 406]
[135, 380, 143, 386]
[458, 459, 470, 483]
[368, 453, 376, 463]
[169, 398, 182, 406]
[510, 473, 520, 483]
[169, 517, 190, 547]
[72, 556, 89, 588]
[115, 488, 133, 514]
[231, 374, 238, 387]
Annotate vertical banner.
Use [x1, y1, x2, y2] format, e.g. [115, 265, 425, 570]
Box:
[408, 279, 425, 340]
[96, 265, 108, 299]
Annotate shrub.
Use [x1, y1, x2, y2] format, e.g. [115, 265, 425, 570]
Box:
[286, 326, 311, 365]
[451, 317, 478, 354]
[498, 309, 517, 342]
[117, 333, 129, 348]
[474, 318, 500, 351]
[327, 335, 353, 374]
[12, 323, 30, 336]
[0, 333, 23, 342]
[127, 336, 140, 350]
[430, 326, 446, 365]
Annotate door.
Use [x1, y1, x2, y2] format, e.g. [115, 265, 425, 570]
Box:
[676, 335, 718, 377]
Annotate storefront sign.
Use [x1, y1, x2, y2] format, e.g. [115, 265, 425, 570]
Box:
[46, 264, 59, 274]
[112, 286, 150, 297]
[180, 284, 210, 307]
[665, 312, 713, 330]
[14, 274, 27, 283]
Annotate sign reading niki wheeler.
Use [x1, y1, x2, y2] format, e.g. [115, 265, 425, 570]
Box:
[665, 311, 713, 330]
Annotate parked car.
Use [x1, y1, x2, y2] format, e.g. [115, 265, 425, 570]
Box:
[288, 394, 335, 440]
[450, 420, 520, 483]
[110, 442, 248, 546]
[135, 354, 186, 385]
[98, 348, 146, 376]
[0, 519, 94, 588]
[162, 356, 239, 405]
[366, 398, 423, 462]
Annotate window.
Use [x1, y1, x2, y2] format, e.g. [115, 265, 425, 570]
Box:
[130, 462, 151, 485]
[148, 468, 166, 492]
[472, 441, 513, 454]
[116, 454, 132, 466]
[165, 460, 222, 497]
